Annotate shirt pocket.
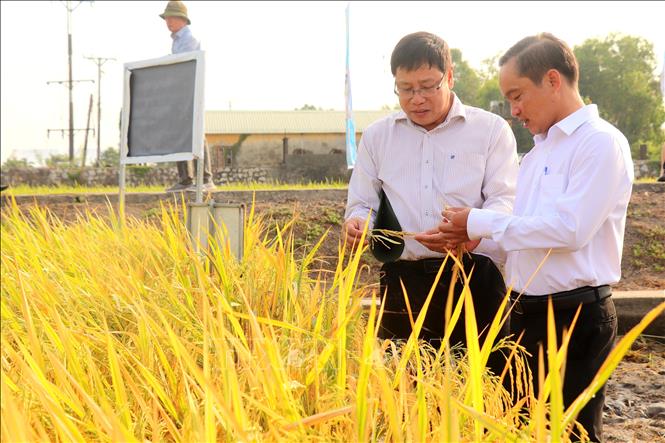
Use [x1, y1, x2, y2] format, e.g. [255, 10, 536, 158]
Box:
[538, 173, 564, 215]
[442, 152, 485, 201]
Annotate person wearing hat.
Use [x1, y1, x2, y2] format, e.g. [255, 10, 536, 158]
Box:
[160, 1, 216, 192]
[438, 33, 633, 442]
[343, 31, 519, 378]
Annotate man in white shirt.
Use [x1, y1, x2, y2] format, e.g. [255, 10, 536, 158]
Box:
[439, 33, 633, 442]
[343, 32, 519, 376]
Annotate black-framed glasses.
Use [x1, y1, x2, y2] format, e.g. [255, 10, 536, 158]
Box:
[394, 74, 446, 99]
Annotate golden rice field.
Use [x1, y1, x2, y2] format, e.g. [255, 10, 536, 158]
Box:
[1, 198, 663, 442]
[4, 180, 348, 196]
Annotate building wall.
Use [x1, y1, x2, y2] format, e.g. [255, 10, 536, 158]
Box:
[206, 132, 359, 168]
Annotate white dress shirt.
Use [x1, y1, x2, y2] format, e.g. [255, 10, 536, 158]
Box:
[467, 105, 634, 295]
[345, 94, 519, 261]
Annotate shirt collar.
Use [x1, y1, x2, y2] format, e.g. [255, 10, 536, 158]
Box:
[534, 104, 599, 144]
[556, 104, 598, 135]
[171, 25, 190, 40]
[394, 92, 467, 130]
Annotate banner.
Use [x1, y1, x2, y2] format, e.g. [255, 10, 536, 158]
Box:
[345, 3, 357, 169]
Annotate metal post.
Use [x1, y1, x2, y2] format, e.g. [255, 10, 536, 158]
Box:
[119, 163, 126, 219]
[47, 1, 93, 163]
[195, 156, 204, 203]
[67, 2, 74, 162]
[85, 56, 115, 166]
[81, 93, 93, 168]
[96, 62, 101, 165]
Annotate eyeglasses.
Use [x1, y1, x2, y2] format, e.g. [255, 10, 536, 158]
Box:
[394, 75, 446, 99]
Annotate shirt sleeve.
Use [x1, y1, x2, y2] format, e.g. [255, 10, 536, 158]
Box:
[471, 118, 518, 261]
[480, 118, 519, 213]
[468, 132, 633, 252]
[344, 130, 381, 226]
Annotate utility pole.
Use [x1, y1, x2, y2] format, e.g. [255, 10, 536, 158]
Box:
[47, 77, 94, 159]
[46, 0, 92, 163]
[81, 94, 94, 168]
[85, 56, 115, 166]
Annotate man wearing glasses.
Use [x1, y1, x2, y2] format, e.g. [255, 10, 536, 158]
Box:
[343, 32, 519, 377]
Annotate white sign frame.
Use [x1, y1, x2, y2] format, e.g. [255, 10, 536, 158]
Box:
[120, 50, 205, 165]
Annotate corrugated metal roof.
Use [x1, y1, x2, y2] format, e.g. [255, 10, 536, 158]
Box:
[205, 110, 396, 134]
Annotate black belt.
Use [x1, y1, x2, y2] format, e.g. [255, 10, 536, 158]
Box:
[510, 285, 612, 314]
[382, 256, 473, 275]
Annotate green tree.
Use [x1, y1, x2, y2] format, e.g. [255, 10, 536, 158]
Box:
[44, 153, 70, 168]
[451, 48, 481, 107]
[575, 34, 665, 158]
[476, 77, 503, 111]
[99, 147, 120, 167]
[474, 53, 535, 153]
[475, 53, 504, 110]
[2, 157, 32, 168]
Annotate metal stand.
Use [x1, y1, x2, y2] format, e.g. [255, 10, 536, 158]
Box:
[118, 163, 126, 219]
[185, 198, 245, 261]
[212, 203, 245, 260]
[187, 201, 212, 255]
[195, 156, 204, 203]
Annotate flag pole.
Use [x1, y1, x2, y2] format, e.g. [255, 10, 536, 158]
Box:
[345, 3, 357, 169]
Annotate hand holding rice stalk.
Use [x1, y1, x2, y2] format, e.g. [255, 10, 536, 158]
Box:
[441, 202, 468, 284]
[369, 228, 417, 248]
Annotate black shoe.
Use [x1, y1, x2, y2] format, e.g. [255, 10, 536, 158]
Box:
[166, 182, 195, 192]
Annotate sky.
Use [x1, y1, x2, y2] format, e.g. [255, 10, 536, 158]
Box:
[1, 0, 664, 164]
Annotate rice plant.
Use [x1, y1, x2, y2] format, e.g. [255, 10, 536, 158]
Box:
[1, 197, 662, 442]
[4, 179, 348, 196]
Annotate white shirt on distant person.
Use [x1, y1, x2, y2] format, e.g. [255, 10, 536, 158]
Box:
[171, 25, 200, 54]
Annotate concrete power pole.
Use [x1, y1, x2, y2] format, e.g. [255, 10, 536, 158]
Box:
[85, 56, 115, 166]
[46, 0, 92, 163]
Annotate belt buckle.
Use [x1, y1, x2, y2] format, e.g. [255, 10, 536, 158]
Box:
[510, 297, 524, 315]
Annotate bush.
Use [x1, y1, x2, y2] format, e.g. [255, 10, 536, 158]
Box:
[99, 147, 120, 167]
[2, 157, 31, 168]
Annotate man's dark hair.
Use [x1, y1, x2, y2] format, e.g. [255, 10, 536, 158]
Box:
[499, 33, 579, 86]
[390, 32, 452, 76]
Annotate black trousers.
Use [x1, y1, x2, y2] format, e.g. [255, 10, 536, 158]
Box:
[176, 140, 213, 184]
[511, 295, 617, 443]
[377, 253, 510, 377]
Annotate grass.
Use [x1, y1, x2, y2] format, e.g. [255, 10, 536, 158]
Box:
[3, 180, 349, 196]
[635, 176, 659, 183]
[631, 225, 665, 271]
[1, 198, 663, 442]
